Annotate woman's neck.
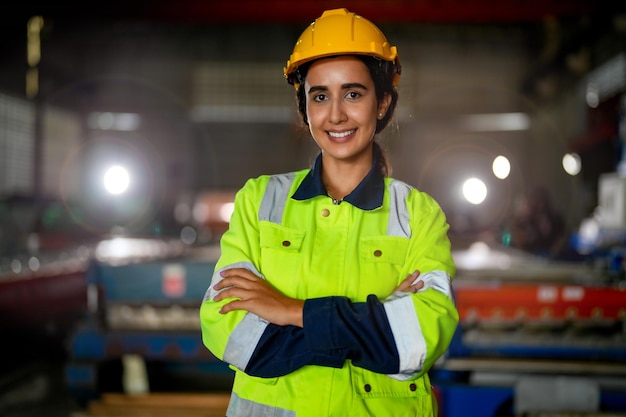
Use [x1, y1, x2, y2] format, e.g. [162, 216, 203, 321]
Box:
[321, 151, 372, 201]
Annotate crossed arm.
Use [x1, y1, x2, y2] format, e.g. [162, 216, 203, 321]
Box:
[212, 268, 424, 327]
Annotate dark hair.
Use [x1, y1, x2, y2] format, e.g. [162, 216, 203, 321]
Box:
[294, 55, 398, 176]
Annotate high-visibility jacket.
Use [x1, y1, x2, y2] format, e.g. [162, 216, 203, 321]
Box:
[200, 152, 458, 417]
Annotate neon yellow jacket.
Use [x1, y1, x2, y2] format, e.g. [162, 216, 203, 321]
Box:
[200, 152, 458, 417]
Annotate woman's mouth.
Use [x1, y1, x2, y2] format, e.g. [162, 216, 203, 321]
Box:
[328, 129, 356, 139]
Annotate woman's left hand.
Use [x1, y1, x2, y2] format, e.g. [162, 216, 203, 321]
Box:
[213, 268, 304, 327]
[393, 270, 424, 293]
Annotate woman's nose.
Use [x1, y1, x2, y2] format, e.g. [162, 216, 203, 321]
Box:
[328, 100, 347, 124]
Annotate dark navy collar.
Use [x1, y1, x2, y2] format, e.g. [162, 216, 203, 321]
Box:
[291, 150, 385, 210]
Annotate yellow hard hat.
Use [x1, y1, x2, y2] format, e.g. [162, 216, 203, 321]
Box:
[284, 8, 401, 89]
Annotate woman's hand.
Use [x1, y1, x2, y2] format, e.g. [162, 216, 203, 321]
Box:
[213, 268, 304, 327]
[393, 270, 423, 293]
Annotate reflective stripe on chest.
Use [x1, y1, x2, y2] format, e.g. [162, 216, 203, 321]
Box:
[258, 173, 412, 239]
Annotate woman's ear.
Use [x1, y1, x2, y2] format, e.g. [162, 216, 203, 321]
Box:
[378, 93, 392, 117]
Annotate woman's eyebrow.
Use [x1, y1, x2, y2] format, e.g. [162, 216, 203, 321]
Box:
[342, 82, 368, 90]
[307, 85, 328, 94]
[307, 82, 368, 94]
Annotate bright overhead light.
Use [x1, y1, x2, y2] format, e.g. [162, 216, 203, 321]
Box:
[492, 155, 511, 179]
[103, 165, 130, 195]
[462, 177, 487, 205]
[219, 202, 235, 222]
[562, 153, 581, 176]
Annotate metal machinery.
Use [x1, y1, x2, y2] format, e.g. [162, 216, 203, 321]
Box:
[430, 55, 626, 417]
[64, 238, 233, 405]
[432, 243, 626, 417]
[64, 238, 626, 416]
[62, 238, 626, 415]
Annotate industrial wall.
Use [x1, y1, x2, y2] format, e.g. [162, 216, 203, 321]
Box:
[3, 17, 618, 244]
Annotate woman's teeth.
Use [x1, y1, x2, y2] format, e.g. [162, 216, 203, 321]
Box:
[328, 129, 355, 138]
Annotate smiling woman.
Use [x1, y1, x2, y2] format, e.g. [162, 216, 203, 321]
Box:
[300, 55, 391, 199]
[199, 8, 459, 417]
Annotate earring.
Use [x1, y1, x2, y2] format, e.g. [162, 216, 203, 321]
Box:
[378, 113, 384, 119]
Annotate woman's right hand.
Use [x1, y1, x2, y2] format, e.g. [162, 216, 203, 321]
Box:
[393, 270, 423, 293]
[213, 268, 304, 327]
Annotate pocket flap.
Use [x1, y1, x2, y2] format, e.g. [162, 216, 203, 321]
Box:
[360, 236, 408, 265]
[259, 221, 305, 252]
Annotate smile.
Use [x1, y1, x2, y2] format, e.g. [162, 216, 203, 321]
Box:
[328, 129, 356, 138]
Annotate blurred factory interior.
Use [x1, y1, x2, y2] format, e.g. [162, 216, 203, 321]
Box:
[1, 0, 626, 416]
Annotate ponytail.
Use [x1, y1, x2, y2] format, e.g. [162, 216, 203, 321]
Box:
[373, 142, 392, 177]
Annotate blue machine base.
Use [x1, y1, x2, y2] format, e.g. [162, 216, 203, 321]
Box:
[435, 383, 626, 417]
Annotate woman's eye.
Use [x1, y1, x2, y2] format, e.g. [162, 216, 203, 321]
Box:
[347, 91, 361, 99]
[313, 93, 327, 102]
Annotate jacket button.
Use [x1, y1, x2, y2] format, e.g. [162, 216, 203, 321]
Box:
[364, 384, 371, 392]
[282, 240, 291, 247]
[409, 383, 417, 392]
[373, 249, 382, 257]
[321, 209, 330, 217]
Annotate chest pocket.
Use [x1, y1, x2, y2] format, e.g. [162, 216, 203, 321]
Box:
[360, 236, 408, 265]
[259, 221, 305, 297]
[358, 236, 409, 297]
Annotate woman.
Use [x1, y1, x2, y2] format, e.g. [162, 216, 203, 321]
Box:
[200, 8, 458, 417]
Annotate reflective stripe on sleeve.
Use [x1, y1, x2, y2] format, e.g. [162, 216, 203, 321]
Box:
[203, 261, 265, 302]
[223, 312, 270, 371]
[383, 270, 453, 380]
[227, 392, 296, 417]
[383, 294, 425, 380]
[204, 261, 269, 371]
[258, 173, 296, 224]
[422, 270, 454, 300]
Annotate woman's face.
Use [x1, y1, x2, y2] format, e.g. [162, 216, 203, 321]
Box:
[304, 56, 390, 164]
